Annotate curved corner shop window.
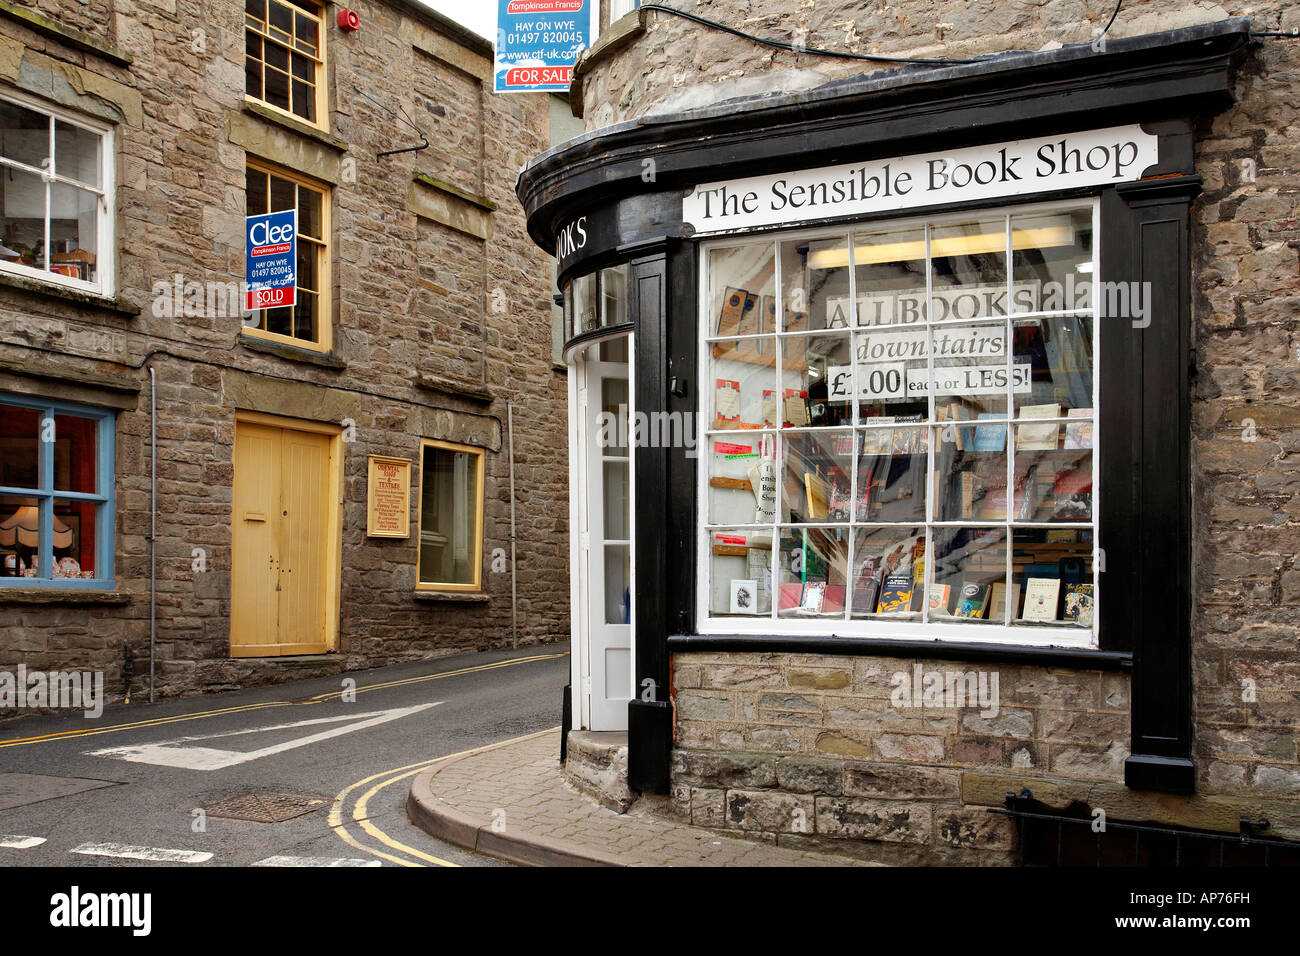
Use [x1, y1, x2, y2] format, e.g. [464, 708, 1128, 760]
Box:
[700, 202, 1098, 647]
[0, 92, 110, 296]
[417, 440, 484, 591]
[0, 398, 113, 585]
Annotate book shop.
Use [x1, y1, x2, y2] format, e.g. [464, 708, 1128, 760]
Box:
[518, 19, 1283, 861]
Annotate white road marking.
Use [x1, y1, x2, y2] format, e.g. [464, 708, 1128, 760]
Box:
[251, 855, 381, 867]
[71, 842, 213, 864]
[85, 702, 442, 770]
[0, 835, 46, 849]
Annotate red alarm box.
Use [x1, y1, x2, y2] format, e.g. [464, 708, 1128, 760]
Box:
[337, 8, 360, 31]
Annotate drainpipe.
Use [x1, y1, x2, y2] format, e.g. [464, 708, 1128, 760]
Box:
[507, 398, 518, 649]
[149, 365, 157, 704]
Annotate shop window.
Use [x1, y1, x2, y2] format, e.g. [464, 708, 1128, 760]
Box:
[417, 439, 485, 591]
[0, 91, 112, 296]
[700, 202, 1098, 647]
[563, 263, 631, 342]
[245, 0, 326, 127]
[244, 161, 331, 350]
[0, 396, 114, 587]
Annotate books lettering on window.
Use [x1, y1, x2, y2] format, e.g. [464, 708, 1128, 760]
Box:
[1064, 408, 1093, 449]
[1016, 403, 1062, 451]
[714, 379, 741, 427]
[952, 581, 991, 619]
[988, 581, 1020, 622]
[729, 578, 760, 615]
[1063, 582, 1094, 627]
[973, 413, 1007, 452]
[928, 583, 952, 616]
[875, 573, 914, 614]
[1021, 577, 1061, 622]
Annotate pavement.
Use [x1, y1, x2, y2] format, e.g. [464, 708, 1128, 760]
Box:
[407, 728, 878, 867]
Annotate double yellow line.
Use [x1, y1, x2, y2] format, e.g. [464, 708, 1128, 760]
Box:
[0, 652, 566, 750]
[328, 727, 560, 867]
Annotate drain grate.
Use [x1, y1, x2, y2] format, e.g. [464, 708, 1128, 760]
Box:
[203, 792, 328, 823]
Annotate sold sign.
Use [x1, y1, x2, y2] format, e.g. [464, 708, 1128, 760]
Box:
[245, 209, 297, 312]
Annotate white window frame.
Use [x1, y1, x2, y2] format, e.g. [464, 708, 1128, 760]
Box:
[0, 88, 114, 298]
[695, 198, 1101, 649]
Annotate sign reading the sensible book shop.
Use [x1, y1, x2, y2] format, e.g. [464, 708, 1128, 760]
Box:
[683, 125, 1159, 233]
[245, 209, 296, 311]
[494, 0, 595, 93]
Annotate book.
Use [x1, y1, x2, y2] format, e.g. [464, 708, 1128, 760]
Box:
[852, 556, 882, 616]
[988, 581, 1020, 621]
[803, 472, 830, 520]
[1052, 468, 1092, 520]
[783, 388, 809, 427]
[716, 287, 752, 337]
[861, 417, 894, 455]
[1064, 408, 1093, 450]
[761, 389, 778, 427]
[928, 583, 952, 616]
[759, 295, 777, 353]
[729, 579, 760, 615]
[973, 413, 1007, 452]
[890, 413, 925, 454]
[875, 573, 914, 614]
[1016, 403, 1061, 451]
[800, 581, 827, 614]
[1063, 582, 1094, 627]
[714, 379, 741, 426]
[952, 581, 991, 619]
[1021, 577, 1062, 622]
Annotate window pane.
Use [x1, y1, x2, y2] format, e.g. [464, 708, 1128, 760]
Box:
[600, 377, 628, 454]
[0, 100, 49, 168]
[52, 414, 97, 494]
[780, 235, 849, 333]
[0, 404, 40, 488]
[929, 219, 1007, 321]
[264, 64, 291, 111]
[930, 526, 1007, 624]
[0, 167, 48, 265]
[264, 305, 291, 336]
[1013, 315, 1093, 413]
[781, 430, 853, 524]
[856, 424, 927, 523]
[777, 526, 848, 620]
[245, 56, 263, 100]
[853, 227, 927, 327]
[292, 290, 315, 341]
[1013, 446, 1092, 523]
[294, 13, 319, 54]
[246, 0, 265, 21]
[935, 441, 1007, 523]
[572, 272, 596, 335]
[419, 445, 480, 586]
[850, 526, 924, 618]
[268, 0, 293, 38]
[49, 183, 98, 281]
[246, 168, 267, 215]
[53, 498, 95, 578]
[709, 339, 775, 428]
[929, 321, 1011, 420]
[782, 331, 851, 427]
[297, 184, 321, 238]
[0, 494, 43, 578]
[706, 434, 773, 527]
[707, 529, 772, 617]
[269, 174, 295, 213]
[708, 243, 774, 338]
[599, 264, 629, 327]
[291, 79, 314, 123]
[1011, 208, 1093, 313]
[1010, 529, 1093, 627]
[604, 544, 630, 624]
[54, 120, 101, 189]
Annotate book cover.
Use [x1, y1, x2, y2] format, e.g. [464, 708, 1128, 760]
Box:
[1063, 583, 1095, 627]
[761, 389, 778, 427]
[988, 581, 1020, 621]
[928, 583, 952, 616]
[952, 581, 991, 619]
[1064, 408, 1093, 450]
[973, 413, 1007, 452]
[875, 573, 914, 614]
[717, 287, 750, 337]
[861, 417, 894, 455]
[714, 379, 741, 426]
[1052, 468, 1092, 520]
[853, 557, 882, 616]
[800, 581, 827, 613]
[783, 388, 809, 427]
[1016, 403, 1062, 451]
[1021, 577, 1062, 622]
[803, 472, 830, 521]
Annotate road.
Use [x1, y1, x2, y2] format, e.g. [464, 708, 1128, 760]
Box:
[0, 644, 569, 867]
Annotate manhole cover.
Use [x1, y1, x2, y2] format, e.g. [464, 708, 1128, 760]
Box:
[203, 792, 328, 823]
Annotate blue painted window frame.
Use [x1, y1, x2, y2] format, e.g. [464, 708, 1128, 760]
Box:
[0, 393, 116, 589]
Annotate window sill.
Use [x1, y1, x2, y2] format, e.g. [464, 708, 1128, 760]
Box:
[414, 590, 490, 604]
[413, 371, 494, 404]
[0, 588, 130, 605]
[0, 270, 139, 317]
[240, 332, 346, 368]
[241, 98, 347, 153]
[666, 633, 1132, 671]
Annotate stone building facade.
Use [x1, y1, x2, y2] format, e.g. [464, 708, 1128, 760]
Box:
[0, 0, 568, 703]
[523, 0, 1300, 864]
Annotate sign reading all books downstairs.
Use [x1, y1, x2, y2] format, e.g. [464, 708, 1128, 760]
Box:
[683, 125, 1158, 234]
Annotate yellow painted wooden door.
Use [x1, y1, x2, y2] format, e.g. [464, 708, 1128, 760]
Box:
[231, 421, 333, 657]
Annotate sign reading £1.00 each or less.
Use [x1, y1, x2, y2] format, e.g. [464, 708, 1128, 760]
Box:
[244, 209, 297, 312]
[494, 0, 596, 93]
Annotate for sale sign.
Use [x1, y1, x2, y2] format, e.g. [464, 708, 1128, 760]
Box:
[245, 209, 296, 311]
[494, 0, 595, 93]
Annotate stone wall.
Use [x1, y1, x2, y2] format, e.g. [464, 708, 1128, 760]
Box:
[571, 1, 1300, 854]
[0, 0, 569, 705]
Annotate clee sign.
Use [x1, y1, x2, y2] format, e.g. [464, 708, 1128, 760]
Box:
[245, 209, 296, 311]
[684, 125, 1159, 234]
